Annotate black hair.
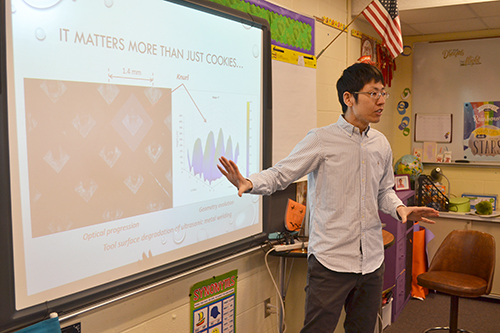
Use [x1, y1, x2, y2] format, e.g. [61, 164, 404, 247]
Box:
[336, 63, 385, 113]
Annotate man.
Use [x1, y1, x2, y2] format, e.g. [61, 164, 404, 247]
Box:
[218, 63, 438, 332]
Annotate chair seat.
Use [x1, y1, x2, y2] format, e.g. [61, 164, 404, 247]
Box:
[418, 271, 488, 298]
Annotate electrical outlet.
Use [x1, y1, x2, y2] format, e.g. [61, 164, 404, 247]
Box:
[264, 298, 272, 318]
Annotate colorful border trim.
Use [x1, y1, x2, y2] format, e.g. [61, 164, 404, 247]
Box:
[209, 0, 315, 56]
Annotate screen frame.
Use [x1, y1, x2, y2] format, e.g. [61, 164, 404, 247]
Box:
[0, 0, 272, 331]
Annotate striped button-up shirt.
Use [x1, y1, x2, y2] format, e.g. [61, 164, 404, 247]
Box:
[249, 115, 403, 274]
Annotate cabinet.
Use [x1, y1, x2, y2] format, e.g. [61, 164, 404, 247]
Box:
[380, 190, 415, 323]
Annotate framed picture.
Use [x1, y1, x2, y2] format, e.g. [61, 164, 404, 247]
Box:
[395, 174, 410, 191]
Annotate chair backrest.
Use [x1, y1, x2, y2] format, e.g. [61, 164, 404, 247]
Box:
[428, 229, 496, 294]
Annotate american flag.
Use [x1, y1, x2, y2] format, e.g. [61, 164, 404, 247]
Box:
[362, 0, 403, 59]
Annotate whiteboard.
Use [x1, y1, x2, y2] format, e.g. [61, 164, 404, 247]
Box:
[412, 37, 500, 162]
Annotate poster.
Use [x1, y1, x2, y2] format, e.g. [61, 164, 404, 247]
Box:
[463, 101, 500, 162]
[191, 270, 237, 333]
[422, 142, 437, 162]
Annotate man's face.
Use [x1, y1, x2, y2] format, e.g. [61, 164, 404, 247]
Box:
[344, 79, 386, 131]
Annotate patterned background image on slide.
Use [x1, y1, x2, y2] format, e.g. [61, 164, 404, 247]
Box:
[24, 79, 173, 237]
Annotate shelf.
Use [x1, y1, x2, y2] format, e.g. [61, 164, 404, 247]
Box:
[423, 162, 500, 168]
[438, 211, 500, 224]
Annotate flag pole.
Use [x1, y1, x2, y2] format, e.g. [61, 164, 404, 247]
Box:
[316, 3, 370, 60]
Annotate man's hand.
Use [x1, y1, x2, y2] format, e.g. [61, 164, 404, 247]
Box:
[217, 156, 253, 197]
[396, 206, 439, 224]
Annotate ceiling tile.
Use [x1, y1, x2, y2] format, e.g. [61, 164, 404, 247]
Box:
[399, 5, 477, 24]
[468, 1, 500, 17]
[481, 16, 500, 28]
[410, 18, 489, 35]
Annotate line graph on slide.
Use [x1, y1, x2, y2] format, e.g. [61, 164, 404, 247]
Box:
[171, 84, 259, 206]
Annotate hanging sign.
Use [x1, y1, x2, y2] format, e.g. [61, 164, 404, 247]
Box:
[271, 45, 317, 68]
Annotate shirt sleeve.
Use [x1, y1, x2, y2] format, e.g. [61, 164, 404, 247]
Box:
[248, 130, 324, 196]
[378, 141, 404, 220]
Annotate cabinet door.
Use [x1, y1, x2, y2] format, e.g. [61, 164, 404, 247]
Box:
[405, 228, 413, 302]
[395, 237, 406, 276]
[383, 244, 396, 291]
[393, 272, 406, 322]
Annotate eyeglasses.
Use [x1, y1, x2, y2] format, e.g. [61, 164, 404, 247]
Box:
[353, 91, 390, 99]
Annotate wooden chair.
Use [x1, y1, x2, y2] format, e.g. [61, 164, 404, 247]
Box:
[417, 229, 495, 333]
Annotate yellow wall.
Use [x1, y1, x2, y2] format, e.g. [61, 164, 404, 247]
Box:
[54, 3, 500, 333]
[426, 164, 500, 199]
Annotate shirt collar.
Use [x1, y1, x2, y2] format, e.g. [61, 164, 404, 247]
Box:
[338, 115, 371, 137]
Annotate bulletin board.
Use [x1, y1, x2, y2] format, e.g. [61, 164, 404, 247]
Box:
[411, 37, 500, 163]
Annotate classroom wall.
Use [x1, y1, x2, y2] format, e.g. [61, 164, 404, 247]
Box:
[58, 1, 493, 332]
[60, 249, 282, 333]
[57, 0, 375, 332]
[20, 3, 500, 331]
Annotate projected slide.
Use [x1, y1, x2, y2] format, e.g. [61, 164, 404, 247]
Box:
[7, 0, 264, 309]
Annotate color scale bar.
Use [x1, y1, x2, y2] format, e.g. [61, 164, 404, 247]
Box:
[246, 102, 250, 178]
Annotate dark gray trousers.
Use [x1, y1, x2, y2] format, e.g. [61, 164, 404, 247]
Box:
[300, 255, 384, 333]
